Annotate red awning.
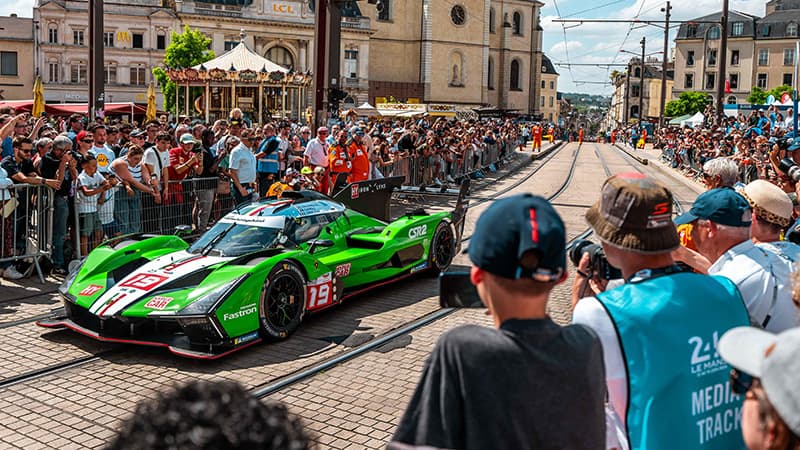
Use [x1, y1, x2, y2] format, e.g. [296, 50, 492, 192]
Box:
[0, 101, 149, 116]
[0, 100, 34, 112]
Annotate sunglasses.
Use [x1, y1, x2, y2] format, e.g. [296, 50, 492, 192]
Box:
[730, 368, 753, 395]
[18, 148, 31, 154]
[81, 138, 94, 143]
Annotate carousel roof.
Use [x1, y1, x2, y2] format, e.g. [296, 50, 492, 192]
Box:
[192, 41, 288, 73]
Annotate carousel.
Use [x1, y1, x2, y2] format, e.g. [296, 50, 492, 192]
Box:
[166, 31, 313, 124]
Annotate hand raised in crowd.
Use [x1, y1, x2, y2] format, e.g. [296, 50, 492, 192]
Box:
[44, 178, 60, 190]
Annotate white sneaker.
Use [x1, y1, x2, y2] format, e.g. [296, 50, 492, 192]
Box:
[4, 266, 25, 280]
[446, 175, 455, 183]
[433, 178, 442, 186]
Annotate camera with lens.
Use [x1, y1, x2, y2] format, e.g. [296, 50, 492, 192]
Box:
[778, 158, 800, 182]
[568, 239, 622, 280]
[774, 137, 793, 150]
[191, 143, 202, 153]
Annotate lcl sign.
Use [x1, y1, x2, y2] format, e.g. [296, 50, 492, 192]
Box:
[267, 1, 301, 17]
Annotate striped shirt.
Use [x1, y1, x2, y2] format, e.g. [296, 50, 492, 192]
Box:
[76, 171, 104, 214]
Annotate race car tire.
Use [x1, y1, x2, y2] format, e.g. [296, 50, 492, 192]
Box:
[428, 221, 455, 273]
[259, 261, 307, 340]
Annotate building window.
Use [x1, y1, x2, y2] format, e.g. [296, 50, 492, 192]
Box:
[758, 49, 769, 66]
[705, 73, 716, 90]
[687, 50, 695, 66]
[489, 7, 495, 33]
[266, 46, 294, 69]
[757, 73, 767, 89]
[633, 67, 641, 78]
[73, 29, 85, 46]
[48, 25, 58, 44]
[510, 60, 521, 90]
[48, 61, 59, 83]
[784, 73, 793, 87]
[685, 73, 694, 89]
[549, 96, 554, 107]
[630, 105, 639, 119]
[784, 49, 795, 65]
[156, 34, 166, 50]
[732, 22, 744, 36]
[130, 66, 146, 85]
[132, 33, 143, 49]
[540, 96, 545, 107]
[631, 85, 640, 98]
[687, 24, 698, 37]
[707, 49, 717, 66]
[377, 0, 390, 21]
[707, 26, 720, 39]
[788, 23, 799, 37]
[550, 80, 555, 90]
[512, 12, 522, 35]
[103, 32, 114, 47]
[487, 56, 494, 89]
[104, 64, 117, 84]
[731, 50, 739, 66]
[729, 73, 739, 90]
[0, 52, 18, 76]
[71, 62, 87, 83]
[344, 49, 358, 79]
[761, 25, 771, 37]
[541, 80, 545, 89]
[224, 41, 238, 51]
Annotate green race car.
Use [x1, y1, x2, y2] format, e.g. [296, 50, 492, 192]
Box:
[38, 179, 468, 359]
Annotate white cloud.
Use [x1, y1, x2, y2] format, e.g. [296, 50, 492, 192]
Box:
[0, 0, 34, 18]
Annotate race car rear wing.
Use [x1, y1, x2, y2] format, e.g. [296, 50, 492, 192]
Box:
[451, 179, 470, 254]
[333, 176, 405, 222]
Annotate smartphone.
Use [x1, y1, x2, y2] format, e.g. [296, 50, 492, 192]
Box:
[439, 271, 483, 308]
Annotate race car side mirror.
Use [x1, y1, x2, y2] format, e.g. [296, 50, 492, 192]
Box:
[174, 225, 193, 238]
[308, 239, 334, 254]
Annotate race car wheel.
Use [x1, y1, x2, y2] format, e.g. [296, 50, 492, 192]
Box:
[259, 261, 306, 340]
[428, 221, 455, 273]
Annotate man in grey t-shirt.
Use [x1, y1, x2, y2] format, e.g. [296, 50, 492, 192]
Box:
[390, 194, 605, 450]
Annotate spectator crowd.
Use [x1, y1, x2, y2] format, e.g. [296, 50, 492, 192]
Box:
[0, 106, 556, 279]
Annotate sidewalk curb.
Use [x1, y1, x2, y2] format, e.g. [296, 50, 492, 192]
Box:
[613, 143, 648, 165]
[615, 145, 705, 196]
[531, 140, 563, 160]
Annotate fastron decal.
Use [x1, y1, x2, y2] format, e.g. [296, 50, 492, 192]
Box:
[223, 304, 258, 321]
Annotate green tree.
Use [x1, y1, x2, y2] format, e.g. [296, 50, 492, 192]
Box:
[152, 25, 215, 115]
[664, 91, 710, 117]
[747, 86, 767, 105]
[768, 84, 793, 101]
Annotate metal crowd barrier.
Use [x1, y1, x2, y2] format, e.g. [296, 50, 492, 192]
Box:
[73, 176, 234, 259]
[0, 183, 54, 284]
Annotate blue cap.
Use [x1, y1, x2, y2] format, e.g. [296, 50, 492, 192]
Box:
[674, 188, 752, 227]
[468, 194, 566, 281]
[787, 136, 800, 151]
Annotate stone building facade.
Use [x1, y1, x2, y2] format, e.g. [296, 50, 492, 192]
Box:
[539, 54, 559, 122]
[0, 15, 34, 102]
[30, 0, 553, 117]
[605, 58, 673, 127]
[673, 0, 800, 105]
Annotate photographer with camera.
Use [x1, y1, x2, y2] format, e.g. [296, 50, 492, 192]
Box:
[572, 173, 750, 450]
[675, 187, 799, 332]
[391, 194, 605, 450]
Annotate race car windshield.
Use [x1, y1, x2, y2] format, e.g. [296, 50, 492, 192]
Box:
[189, 223, 282, 257]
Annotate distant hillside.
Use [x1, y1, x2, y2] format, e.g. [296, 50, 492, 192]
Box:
[560, 93, 610, 109]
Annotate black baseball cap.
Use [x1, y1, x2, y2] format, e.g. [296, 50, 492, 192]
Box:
[468, 194, 566, 281]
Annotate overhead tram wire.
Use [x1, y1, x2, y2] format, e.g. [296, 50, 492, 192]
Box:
[551, 0, 577, 84]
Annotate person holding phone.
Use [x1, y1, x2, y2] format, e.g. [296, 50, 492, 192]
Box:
[391, 194, 605, 450]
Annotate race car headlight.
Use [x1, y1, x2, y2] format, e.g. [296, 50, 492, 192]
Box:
[177, 274, 248, 316]
[59, 258, 86, 297]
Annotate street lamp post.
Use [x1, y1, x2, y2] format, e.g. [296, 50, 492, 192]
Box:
[716, 0, 729, 124]
[639, 37, 645, 128]
[660, 1, 671, 128]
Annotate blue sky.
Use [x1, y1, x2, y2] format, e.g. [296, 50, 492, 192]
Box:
[3, 0, 768, 95]
[542, 0, 764, 94]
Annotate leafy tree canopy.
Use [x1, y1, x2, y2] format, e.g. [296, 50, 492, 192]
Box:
[665, 91, 710, 117]
[152, 25, 215, 115]
[747, 84, 793, 105]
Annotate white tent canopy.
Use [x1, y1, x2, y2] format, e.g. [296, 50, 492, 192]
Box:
[681, 111, 705, 128]
[355, 102, 379, 116]
[192, 42, 288, 73]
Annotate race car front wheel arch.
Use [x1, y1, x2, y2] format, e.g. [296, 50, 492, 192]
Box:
[428, 221, 455, 273]
[258, 261, 307, 340]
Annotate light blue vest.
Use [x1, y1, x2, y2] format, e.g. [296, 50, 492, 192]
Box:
[257, 137, 280, 174]
[597, 272, 750, 450]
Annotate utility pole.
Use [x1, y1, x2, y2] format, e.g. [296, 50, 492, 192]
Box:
[313, 0, 329, 129]
[716, 0, 729, 125]
[660, 1, 671, 128]
[624, 61, 631, 124]
[639, 36, 645, 128]
[88, 0, 104, 120]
